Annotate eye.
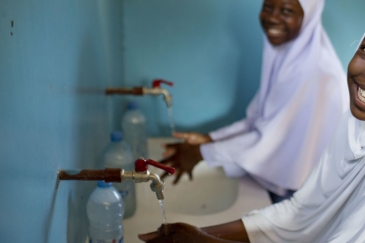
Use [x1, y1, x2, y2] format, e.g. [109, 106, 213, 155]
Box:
[262, 3, 273, 12]
[282, 8, 293, 15]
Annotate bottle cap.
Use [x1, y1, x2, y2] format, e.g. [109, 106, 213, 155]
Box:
[127, 101, 138, 110]
[97, 181, 112, 188]
[110, 131, 123, 142]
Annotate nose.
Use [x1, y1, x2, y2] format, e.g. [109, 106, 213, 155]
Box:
[266, 10, 281, 25]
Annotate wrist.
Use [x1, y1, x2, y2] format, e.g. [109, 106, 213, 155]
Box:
[194, 144, 204, 161]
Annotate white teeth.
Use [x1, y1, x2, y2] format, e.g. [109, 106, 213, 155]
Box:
[268, 29, 284, 35]
[358, 86, 365, 102]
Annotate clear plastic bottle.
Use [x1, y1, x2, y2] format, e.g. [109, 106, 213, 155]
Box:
[121, 101, 147, 160]
[87, 181, 124, 243]
[102, 131, 136, 218]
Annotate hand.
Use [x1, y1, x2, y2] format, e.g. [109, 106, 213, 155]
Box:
[160, 142, 203, 184]
[172, 132, 213, 145]
[138, 223, 221, 243]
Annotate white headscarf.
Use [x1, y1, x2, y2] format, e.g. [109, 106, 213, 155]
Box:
[201, 0, 349, 194]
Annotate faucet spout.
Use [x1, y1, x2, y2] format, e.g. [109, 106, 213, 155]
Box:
[148, 172, 165, 200]
[122, 170, 165, 200]
[142, 87, 172, 108]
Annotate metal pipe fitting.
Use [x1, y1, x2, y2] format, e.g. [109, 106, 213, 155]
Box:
[147, 173, 165, 200]
[142, 87, 172, 108]
[121, 170, 165, 200]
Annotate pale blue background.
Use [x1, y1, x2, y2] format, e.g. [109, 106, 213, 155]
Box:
[0, 0, 363, 242]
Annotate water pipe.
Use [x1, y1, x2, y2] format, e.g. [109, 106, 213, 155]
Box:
[105, 79, 174, 108]
[58, 158, 175, 200]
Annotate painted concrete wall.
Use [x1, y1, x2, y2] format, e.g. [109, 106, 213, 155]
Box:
[0, 0, 364, 242]
[123, 0, 263, 136]
[123, 0, 365, 136]
[0, 0, 124, 242]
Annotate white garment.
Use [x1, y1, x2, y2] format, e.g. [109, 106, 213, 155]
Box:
[200, 0, 349, 195]
[242, 110, 365, 243]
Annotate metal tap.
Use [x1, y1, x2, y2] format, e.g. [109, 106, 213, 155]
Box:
[58, 158, 175, 200]
[105, 79, 173, 108]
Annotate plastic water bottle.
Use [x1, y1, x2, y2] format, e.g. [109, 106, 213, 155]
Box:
[102, 131, 136, 218]
[121, 101, 147, 160]
[87, 181, 124, 243]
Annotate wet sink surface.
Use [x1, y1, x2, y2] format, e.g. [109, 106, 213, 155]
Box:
[142, 162, 239, 215]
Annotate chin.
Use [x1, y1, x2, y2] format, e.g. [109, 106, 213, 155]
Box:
[350, 105, 365, 121]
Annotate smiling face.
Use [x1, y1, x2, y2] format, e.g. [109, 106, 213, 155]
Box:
[348, 37, 365, 121]
[260, 0, 304, 46]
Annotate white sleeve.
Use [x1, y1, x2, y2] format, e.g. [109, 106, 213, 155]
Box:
[241, 200, 302, 243]
[200, 73, 345, 190]
[239, 125, 362, 243]
[209, 118, 253, 141]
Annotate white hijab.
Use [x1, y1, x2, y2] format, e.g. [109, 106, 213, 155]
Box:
[202, 0, 349, 193]
[243, 108, 365, 242]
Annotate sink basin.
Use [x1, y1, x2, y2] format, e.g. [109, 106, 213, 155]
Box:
[86, 137, 271, 243]
[140, 162, 239, 215]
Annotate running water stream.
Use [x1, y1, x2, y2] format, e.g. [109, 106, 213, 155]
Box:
[158, 199, 167, 225]
[167, 107, 175, 135]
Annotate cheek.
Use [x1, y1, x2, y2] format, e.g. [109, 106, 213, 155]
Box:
[288, 19, 302, 36]
[285, 14, 303, 35]
[348, 56, 364, 77]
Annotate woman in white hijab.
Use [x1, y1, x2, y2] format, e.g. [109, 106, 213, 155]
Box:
[138, 34, 365, 243]
[160, 0, 349, 203]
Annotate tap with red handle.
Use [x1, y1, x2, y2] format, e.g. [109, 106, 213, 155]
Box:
[105, 79, 174, 108]
[58, 158, 175, 200]
[135, 158, 176, 174]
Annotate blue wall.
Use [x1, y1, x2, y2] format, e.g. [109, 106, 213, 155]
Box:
[0, 0, 124, 242]
[0, 0, 364, 242]
[123, 0, 365, 136]
[123, 0, 263, 136]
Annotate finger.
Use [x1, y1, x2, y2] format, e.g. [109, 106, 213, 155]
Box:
[186, 134, 197, 143]
[138, 231, 161, 241]
[159, 157, 173, 165]
[157, 224, 170, 235]
[162, 147, 176, 158]
[173, 170, 183, 185]
[139, 235, 173, 243]
[164, 142, 182, 148]
[163, 222, 186, 233]
[160, 171, 169, 180]
[173, 132, 188, 139]
[162, 167, 181, 180]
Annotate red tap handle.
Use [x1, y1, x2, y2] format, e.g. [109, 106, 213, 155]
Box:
[135, 158, 176, 175]
[152, 79, 174, 88]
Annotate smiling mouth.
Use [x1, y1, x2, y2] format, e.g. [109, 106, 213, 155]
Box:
[358, 85, 365, 103]
[267, 28, 285, 37]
